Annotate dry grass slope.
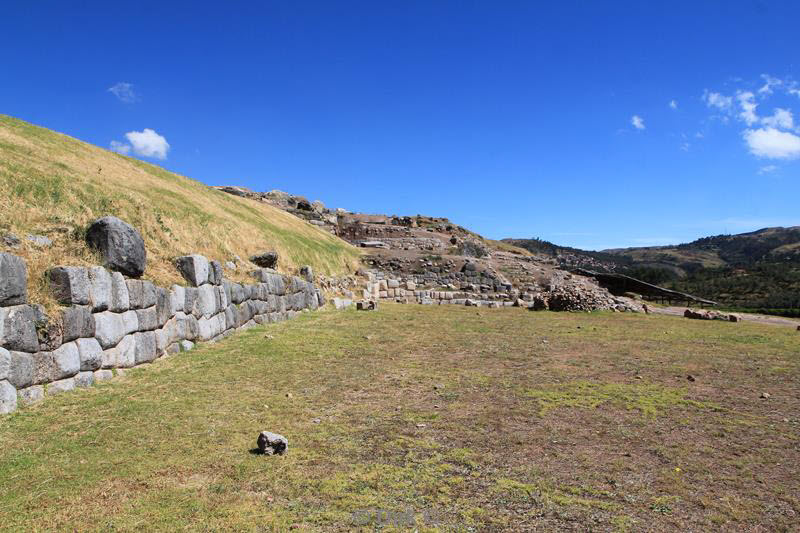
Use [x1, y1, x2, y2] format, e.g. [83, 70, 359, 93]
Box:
[0, 115, 361, 306]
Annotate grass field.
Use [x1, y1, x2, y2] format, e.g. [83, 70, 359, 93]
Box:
[0, 115, 360, 308]
[1, 304, 798, 531]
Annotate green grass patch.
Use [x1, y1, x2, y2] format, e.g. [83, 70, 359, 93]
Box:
[523, 380, 720, 417]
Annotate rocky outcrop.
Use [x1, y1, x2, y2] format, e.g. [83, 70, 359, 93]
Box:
[85, 216, 147, 278]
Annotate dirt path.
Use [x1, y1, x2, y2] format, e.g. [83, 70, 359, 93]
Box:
[651, 305, 800, 328]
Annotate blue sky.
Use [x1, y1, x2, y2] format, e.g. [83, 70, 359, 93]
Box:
[2, 1, 799, 250]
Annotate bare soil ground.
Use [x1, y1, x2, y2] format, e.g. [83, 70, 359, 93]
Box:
[1, 305, 798, 531]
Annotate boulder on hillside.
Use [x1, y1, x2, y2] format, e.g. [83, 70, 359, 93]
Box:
[0, 253, 27, 306]
[85, 216, 146, 278]
[250, 251, 278, 269]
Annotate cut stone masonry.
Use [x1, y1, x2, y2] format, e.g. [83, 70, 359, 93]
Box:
[0, 251, 324, 415]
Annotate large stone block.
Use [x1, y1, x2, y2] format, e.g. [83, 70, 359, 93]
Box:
[266, 294, 278, 313]
[0, 347, 9, 381]
[88, 266, 112, 312]
[224, 306, 235, 329]
[216, 285, 229, 309]
[121, 310, 139, 335]
[135, 307, 158, 331]
[197, 317, 215, 341]
[215, 313, 227, 334]
[46, 377, 75, 396]
[0, 252, 27, 307]
[221, 281, 232, 306]
[230, 283, 245, 304]
[126, 279, 144, 309]
[170, 285, 185, 315]
[8, 351, 34, 388]
[249, 268, 271, 283]
[155, 328, 168, 354]
[0, 380, 17, 414]
[85, 216, 146, 278]
[48, 267, 90, 306]
[109, 272, 130, 312]
[94, 311, 126, 349]
[175, 255, 209, 287]
[163, 314, 182, 344]
[74, 371, 94, 388]
[196, 284, 217, 318]
[271, 274, 287, 296]
[187, 314, 200, 340]
[209, 260, 223, 285]
[155, 287, 171, 327]
[102, 334, 135, 368]
[75, 337, 103, 371]
[51, 342, 80, 379]
[141, 281, 157, 308]
[184, 287, 198, 315]
[94, 369, 113, 382]
[17, 384, 43, 406]
[133, 331, 157, 364]
[0, 305, 40, 352]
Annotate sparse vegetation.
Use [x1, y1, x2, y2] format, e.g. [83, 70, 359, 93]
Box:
[1, 304, 797, 530]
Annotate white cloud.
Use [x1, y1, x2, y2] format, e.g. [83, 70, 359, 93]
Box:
[680, 142, 690, 152]
[631, 115, 645, 130]
[743, 127, 800, 159]
[758, 74, 783, 96]
[669, 100, 678, 110]
[736, 91, 759, 125]
[761, 108, 794, 130]
[109, 140, 131, 155]
[757, 164, 778, 175]
[703, 90, 733, 111]
[123, 128, 170, 160]
[108, 82, 138, 103]
[695, 131, 705, 139]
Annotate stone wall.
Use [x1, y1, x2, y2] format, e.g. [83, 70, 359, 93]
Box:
[0, 252, 323, 415]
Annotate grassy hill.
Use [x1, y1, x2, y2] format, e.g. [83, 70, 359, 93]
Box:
[0, 115, 361, 305]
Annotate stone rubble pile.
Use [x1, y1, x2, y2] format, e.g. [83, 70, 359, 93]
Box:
[684, 308, 741, 322]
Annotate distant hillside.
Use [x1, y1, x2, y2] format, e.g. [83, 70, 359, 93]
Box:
[0, 115, 361, 306]
[504, 229, 800, 312]
[604, 226, 800, 273]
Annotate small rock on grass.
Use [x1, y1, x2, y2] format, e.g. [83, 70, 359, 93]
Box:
[687, 374, 696, 382]
[761, 392, 771, 399]
[257, 431, 288, 455]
